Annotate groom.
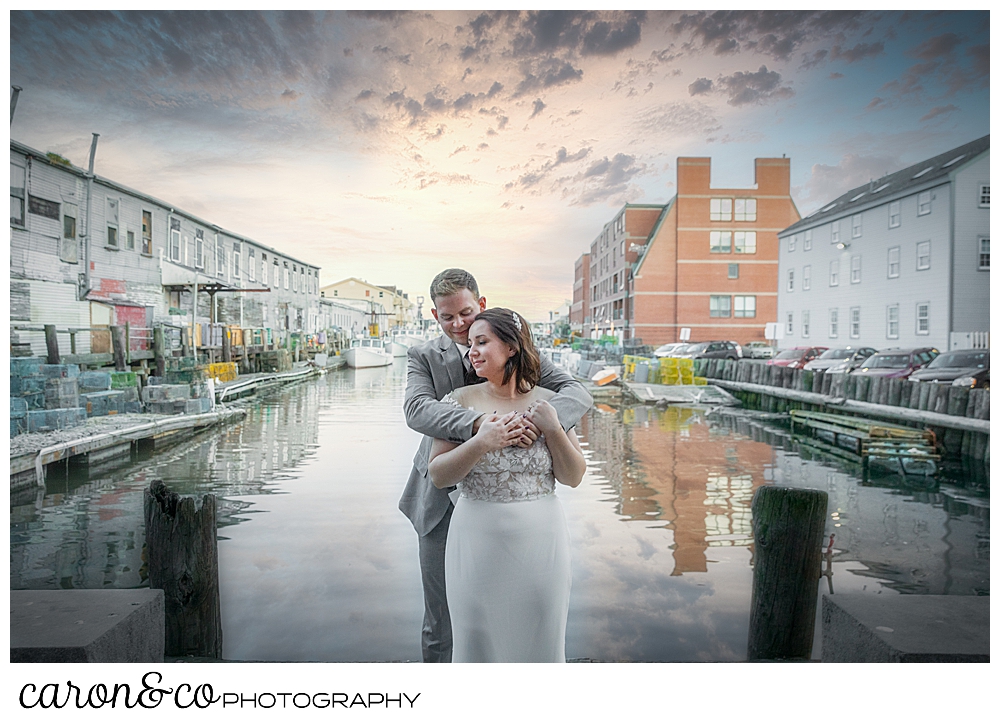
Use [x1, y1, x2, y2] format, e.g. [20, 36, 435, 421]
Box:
[399, 268, 592, 663]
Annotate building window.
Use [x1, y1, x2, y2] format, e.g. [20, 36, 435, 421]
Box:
[804, 229, 812, 250]
[802, 310, 810, 337]
[978, 237, 990, 270]
[803, 265, 811, 290]
[63, 204, 77, 240]
[916, 302, 930, 334]
[10, 163, 25, 226]
[216, 236, 225, 278]
[889, 201, 901, 228]
[786, 312, 794, 335]
[916, 240, 930, 270]
[850, 307, 861, 339]
[248, 247, 255, 281]
[141, 210, 153, 255]
[169, 217, 181, 261]
[710, 198, 732, 221]
[829, 260, 839, 286]
[851, 213, 862, 239]
[284, 263, 290, 290]
[710, 231, 732, 253]
[106, 197, 119, 248]
[788, 234, 796, 252]
[829, 309, 839, 338]
[831, 220, 840, 244]
[734, 295, 756, 318]
[734, 231, 756, 254]
[979, 184, 990, 207]
[887, 305, 899, 339]
[728, 263, 739, 279]
[887, 246, 900, 278]
[734, 198, 757, 221]
[850, 255, 861, 283]
[917, 190, 931, 216]
[786, 269, 794, 292]
[126, 229, 135, 251]
[232, 243, 241, 277]
[262, 256, 269, 285]
[709, 295, 731, 317]
[195, 229, 204, 268]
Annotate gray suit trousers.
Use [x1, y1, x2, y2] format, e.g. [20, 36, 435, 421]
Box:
[418, 503, 453, 663]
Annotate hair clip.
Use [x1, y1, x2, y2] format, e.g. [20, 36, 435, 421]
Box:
[512, 311, 522, 332]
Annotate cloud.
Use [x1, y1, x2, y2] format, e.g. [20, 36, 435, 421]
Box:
[716, 65, 794, 106]
[513, 58, 584, 97]
[829, 72, 844, 79]
[919, 104, 958, 121]
[633, 101, 717, 137]
[795, 151, 901, 211]
[910, 32, 961, 60]
[568, 153, 649, 206]
[581, 13, 645, 56]
[280, 89, 302, 102]
[529, 98, 546, 119]
[688, 78, 713, 96]
[830, 41, 884, 63]
[669, 10, 867, 61]
[865, 97, 885, 110]
[505, 145, 592, 190]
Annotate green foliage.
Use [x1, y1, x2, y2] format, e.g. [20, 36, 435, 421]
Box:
[45, 152, 72, 167]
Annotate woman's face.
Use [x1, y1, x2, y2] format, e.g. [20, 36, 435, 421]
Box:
[468, 319, 515, 380]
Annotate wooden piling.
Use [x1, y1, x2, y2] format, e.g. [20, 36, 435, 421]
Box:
[153, 325, 167, 378]
[143, 480, 222, 658]
[110, 325, 127, 372]
[747, 486, 828, 661]
[44, 324, 61, 364]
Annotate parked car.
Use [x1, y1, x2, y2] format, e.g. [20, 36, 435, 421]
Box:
[804, 346, 878, 373]
[908, 349, 989, 389]
[675, 340, 742, 360]
[743, 341, 775, 359]
[653, 342, 690, 358]
[767, 346, 828, 369]
[850, 347, 939, 379]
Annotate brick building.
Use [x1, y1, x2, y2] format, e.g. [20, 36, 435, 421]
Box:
[584, 156, 799, 346]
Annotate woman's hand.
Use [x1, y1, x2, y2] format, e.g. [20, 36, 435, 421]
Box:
[475, 411, 525, 453]
[525, 400, 561, 437]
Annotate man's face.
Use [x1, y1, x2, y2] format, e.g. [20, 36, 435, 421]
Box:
[431, 289, 487, 346]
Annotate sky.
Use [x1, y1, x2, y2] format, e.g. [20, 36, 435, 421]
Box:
[9, 9, 990, 320]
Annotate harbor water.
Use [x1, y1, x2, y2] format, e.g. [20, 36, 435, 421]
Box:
[10, 361, 990, 661]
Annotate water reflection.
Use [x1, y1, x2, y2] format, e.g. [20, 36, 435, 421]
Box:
[9, 366, 989, 662]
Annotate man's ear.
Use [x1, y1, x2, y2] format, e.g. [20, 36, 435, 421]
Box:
[478, 297, 487, 312]
[431, 308, 439, 322]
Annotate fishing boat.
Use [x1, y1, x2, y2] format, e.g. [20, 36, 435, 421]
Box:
[344, 338, 393, 368]
[384, 330, 412, 358]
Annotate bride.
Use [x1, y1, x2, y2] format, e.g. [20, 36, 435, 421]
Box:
[427, 308, 586, 663]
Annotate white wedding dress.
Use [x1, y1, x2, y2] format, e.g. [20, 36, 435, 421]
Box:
[443, 395, 571, 663]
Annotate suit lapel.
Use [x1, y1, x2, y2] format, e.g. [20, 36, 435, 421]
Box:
[437, 335, 466, 392]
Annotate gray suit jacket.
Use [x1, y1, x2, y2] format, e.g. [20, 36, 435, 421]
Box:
[399, 333, 593, 537]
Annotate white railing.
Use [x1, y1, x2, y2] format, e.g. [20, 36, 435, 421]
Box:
[949, 331, 990, 351]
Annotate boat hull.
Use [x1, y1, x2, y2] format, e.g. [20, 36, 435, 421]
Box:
[344, 348, 393, 368]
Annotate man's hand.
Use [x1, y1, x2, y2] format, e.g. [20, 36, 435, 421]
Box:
[525, 400, 562, 437]
[475, 411, 526, 453]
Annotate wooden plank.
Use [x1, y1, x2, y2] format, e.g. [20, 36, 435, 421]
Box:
[62, 353, 114, 366]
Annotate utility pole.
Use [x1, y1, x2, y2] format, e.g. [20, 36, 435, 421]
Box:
[10, 85, 22, 124]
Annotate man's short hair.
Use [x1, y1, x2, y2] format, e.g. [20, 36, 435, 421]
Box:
[429, 268, 479, 303]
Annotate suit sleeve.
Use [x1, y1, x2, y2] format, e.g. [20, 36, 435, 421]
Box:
[537, 356, 592, 431]
[403, 346, 480, 444]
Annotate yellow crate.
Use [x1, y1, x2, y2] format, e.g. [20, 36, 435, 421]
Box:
[677, 358, 694, 370]
[693, 376, 708, 386]
[659, 357, 678, 368]
[207, 362, 238, 382]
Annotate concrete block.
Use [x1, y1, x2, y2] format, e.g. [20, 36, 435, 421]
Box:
[39, 363, 81, 379]
[110, 371, 138, 389]
[10, 397, 28, 416]
[11, 589, 164, 663]
[822, 594, 989, 663]
[26, 408, 87, 432]
[81, 390, 126, 417]
[44, 378, 80, 410]
[18, 377, 46, 395]
[10, 357, 43, 377]
[78, 370, 113, 392]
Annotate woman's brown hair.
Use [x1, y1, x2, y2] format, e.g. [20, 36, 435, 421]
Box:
[472, 308, 540, 393]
